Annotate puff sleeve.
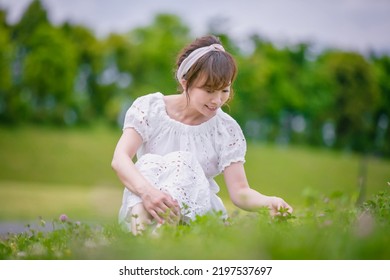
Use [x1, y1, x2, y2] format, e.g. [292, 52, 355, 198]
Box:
[217, 115, 247, 172]
[122, 94, 154, 142]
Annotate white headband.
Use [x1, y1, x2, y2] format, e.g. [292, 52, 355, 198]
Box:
[176, 43, 225, 81]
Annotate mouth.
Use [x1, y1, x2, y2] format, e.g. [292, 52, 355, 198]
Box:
[205, 105, 218, 112]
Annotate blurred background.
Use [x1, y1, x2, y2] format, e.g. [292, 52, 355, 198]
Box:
[0, 0, 389, 224]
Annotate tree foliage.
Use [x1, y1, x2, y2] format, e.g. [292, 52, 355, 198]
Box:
[0, 0, 389, 156]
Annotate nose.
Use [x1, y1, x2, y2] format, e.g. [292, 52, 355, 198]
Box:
[211, 92, 222, 106]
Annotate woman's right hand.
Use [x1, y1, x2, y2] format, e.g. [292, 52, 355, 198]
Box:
[112, 128, 181, 224]
[140, 186, 181, 224]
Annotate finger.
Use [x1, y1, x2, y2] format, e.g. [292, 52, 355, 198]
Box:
[169, 206, 181, 221]
[162, 210, 180, 224]
[277, 202, 293, 216]
[281, 202, 293, 214]
[163, 194, 178, 206]
[173, 199, 180, 207]
[163, 199, 180, 216]
[166, 206, 181, 222]
[157, 202, 179, 219]
[149, 209, 164, 224]
[270, 209, 279, 217]
[153, 207, 180, 226]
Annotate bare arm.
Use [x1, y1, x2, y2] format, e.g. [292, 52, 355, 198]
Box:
[223, 162, 293, 216]
[111, 128, 179, 223]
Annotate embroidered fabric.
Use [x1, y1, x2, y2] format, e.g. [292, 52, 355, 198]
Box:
[118, 92, 247, 230]
[119, 151, 212, 229]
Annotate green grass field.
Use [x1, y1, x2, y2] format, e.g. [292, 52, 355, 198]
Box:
[0, 125, 389, 222]
[0, 125, 389, 260]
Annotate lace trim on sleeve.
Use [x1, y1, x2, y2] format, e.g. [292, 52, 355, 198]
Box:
[122, 94, 157, 142]
[217, 116, 247, 173]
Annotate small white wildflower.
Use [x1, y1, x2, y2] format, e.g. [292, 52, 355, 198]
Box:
[16, 251, 27, 258]
[84, 239, 97, 248]
[30, 243, 47, 256]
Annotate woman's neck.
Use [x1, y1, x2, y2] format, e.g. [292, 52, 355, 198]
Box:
[164, 94, 208, 126]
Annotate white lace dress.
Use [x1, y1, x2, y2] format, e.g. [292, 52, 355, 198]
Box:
[118, 92, 246, 230]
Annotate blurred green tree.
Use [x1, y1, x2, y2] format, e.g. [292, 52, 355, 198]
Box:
[21, 24, 78, 124]
[371, 55, 390, 156]
[96, 14, 191, 125]
[0, 12, 15, 123]
[125, 14, 191, 97]
[12, 0, 50, 46]
[317, 51, 380, 152]
[62, 24, 106, 123]
[232, 35, 314, 143]
[100, 33, 134, 125]
[0, 1, 388, 157]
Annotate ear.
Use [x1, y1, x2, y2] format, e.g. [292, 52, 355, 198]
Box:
[179, 78, 187, 91]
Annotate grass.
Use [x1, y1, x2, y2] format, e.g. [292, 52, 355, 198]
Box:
[0, 124, 389, 259]
[0, 181, 119, 222]
[0, 124, 120, 186]
[1, 191, 389, 259]
[242, 143, 389, 206]
[0, 124, 123, 222]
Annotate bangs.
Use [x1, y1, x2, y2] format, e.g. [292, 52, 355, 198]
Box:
[190, 51, 237, 90]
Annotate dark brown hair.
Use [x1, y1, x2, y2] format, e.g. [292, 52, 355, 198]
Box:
[175, 35, 237, 102]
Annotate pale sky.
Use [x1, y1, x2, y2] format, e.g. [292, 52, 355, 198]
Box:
[1, 0, 390, 55]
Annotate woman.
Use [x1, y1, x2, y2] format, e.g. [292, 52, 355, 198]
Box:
[111, 35, 293, 235]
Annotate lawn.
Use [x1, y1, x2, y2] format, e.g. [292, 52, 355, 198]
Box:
[0, 125, 389, 260]
[0, 125, 388, 222]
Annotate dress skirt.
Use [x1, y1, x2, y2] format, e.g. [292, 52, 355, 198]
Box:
[118, 151, 227, 231]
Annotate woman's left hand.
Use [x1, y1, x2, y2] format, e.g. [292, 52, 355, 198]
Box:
[265, 196, 293, 217]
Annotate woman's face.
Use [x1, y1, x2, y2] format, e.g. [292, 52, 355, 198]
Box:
[185, 77, 231, 119]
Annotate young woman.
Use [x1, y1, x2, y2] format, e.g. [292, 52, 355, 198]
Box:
[112, 35, 293, 235]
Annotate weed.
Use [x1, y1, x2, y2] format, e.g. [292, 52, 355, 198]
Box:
[360, 189, 390, 223]
[1, 191, 390, 260]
